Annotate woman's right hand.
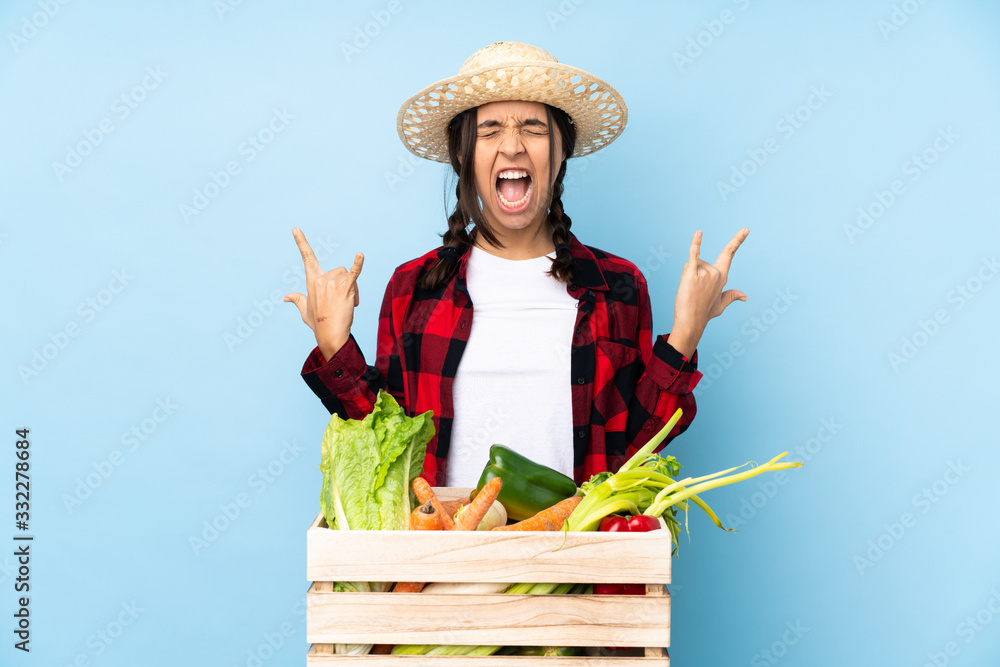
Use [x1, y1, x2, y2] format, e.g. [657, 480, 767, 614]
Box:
[284, 228, 364, 362]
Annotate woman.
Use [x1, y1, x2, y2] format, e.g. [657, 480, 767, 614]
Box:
[285, 42, 748, 488]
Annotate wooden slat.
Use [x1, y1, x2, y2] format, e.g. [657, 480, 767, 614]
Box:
[307, 515, 671, 584]
[432, 487, 476, 502]
[644, 584, 668, 596]
[307, 591, 669, 647]
[307, 646, 669, 665]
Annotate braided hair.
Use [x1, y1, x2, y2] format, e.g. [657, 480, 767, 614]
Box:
[416, 103, 578, 291]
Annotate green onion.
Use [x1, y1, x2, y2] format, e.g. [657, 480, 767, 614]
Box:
[563, 408, 805, 551]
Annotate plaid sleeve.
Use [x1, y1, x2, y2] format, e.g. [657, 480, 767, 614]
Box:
[623, 271, 704, 459]
[299, 275, 405, 419]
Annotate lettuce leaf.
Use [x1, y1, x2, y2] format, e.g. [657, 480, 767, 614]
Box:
[319, 391, 434, 531]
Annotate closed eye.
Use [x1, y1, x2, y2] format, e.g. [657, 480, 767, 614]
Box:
[478, 129, 547, 138]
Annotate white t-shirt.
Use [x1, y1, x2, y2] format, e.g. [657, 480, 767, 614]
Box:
[445, 244, 579, 488]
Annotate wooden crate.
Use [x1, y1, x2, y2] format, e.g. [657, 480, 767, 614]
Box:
[307, 487, 671, 665]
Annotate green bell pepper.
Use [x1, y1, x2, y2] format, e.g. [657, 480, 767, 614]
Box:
[471, 444, 579, 522]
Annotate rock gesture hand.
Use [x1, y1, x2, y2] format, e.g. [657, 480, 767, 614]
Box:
[284, 228, 364, 361]
[669, 228, 749, 359]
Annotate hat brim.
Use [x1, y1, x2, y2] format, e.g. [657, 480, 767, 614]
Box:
[396, 59, 628, 163]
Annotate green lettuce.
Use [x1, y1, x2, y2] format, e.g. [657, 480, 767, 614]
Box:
[319, 390, 434, 531]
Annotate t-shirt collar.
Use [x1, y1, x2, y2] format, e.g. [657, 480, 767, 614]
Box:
[456, 226, 609, 291]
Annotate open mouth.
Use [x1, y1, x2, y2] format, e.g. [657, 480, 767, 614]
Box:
[495, 168, 533, 214]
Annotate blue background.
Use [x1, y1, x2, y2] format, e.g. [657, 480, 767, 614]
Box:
[3, 1, 999, 665]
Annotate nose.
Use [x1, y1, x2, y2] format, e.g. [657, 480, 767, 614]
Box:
[498, 126, 526, 157]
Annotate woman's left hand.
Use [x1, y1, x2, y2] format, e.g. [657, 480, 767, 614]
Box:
[668, 228, 749, 359]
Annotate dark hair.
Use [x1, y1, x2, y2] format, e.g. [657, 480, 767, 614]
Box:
[416, 103, 577, 291]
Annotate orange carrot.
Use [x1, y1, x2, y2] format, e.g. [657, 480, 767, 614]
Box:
[441, 497, 470, 517]
[392, 581, 425, 593]
[454, 477, 503, 531]
[411, 477, 456, 530]
[394, 501, 444, 594]
[491, 495, 583, 531]
[409, 500, 443, 531]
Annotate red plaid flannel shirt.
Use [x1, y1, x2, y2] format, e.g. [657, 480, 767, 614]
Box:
[300, 230, 703, 487]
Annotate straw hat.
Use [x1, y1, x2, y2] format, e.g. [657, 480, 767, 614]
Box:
[396, 41, 628, 163]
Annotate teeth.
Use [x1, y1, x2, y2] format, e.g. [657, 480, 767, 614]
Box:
[498, 180, 533, 208]
[497, 170, 529, 180]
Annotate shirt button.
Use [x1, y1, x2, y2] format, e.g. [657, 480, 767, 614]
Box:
[576, 377, 585, 385]
[578, 429, 586, 439]
[587, 290, 594, 297]
[334, 369, 343, 378]
[460, 321, 466, 329]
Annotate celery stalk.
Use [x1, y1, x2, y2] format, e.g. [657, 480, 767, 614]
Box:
[619, 408, 684, 473]
[389, 644, 434, 655]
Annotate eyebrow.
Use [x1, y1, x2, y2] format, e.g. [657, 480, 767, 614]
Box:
[477, 118, 548, 129]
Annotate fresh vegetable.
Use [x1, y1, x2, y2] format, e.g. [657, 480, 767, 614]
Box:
[409, 500, 443, 531]
[470, 500, 507, 531]
[600, 514, 661, 533]
[412, 477, 456, 530]
[453, 499, 507, 531]
[472, 444, 578, 521]
[392, 502, 445, 594]
[391, 581, 425, 592]
[564, 408, 804, 555]
[441, 497, 469, 517]
[454, 477, 503, 530]
[417, 581, 511, 595]
[593, 515, 661, 652]
[593, 515, 661, 596]
[390, 644, 500, 657]
[318, 391, 432, 656]
[491, 495, 582, 531]
[319, 390, 434, 532]
[515, 646, 583, 656]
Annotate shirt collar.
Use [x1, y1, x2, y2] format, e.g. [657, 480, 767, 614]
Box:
[454, 226, 609, 291]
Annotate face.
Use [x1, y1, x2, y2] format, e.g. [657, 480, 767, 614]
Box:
[471, 100, 565, 237]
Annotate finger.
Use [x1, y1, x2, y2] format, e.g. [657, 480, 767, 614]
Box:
[688, 230, 703, 263]
[714, 227, 749, 274]
[715, 289, 747, 318]
[292, 228, 322, 281]
[347, 252, 364, 282]
[721, 288, 747, 304]
[283, 292, 307, 318]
